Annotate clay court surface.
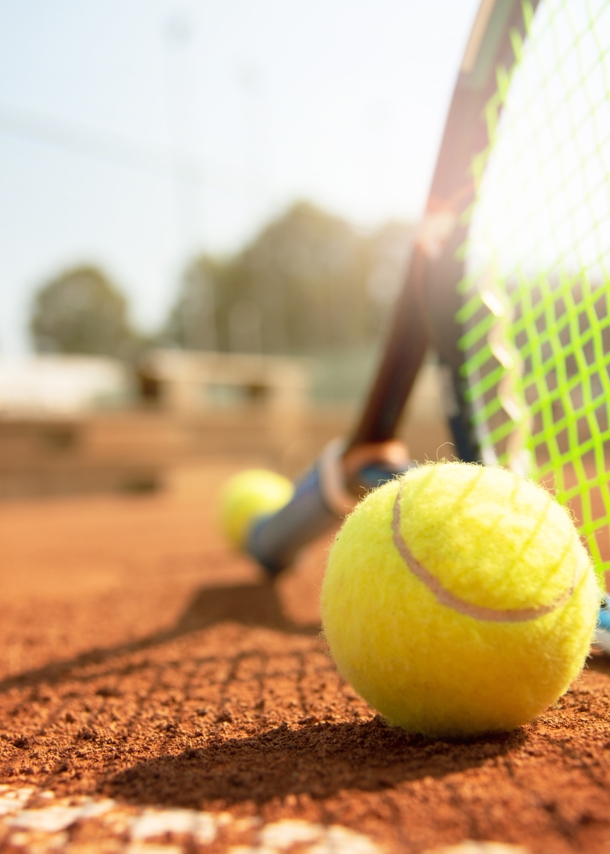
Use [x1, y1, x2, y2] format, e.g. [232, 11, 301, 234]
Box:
[0, 463, 610, 853]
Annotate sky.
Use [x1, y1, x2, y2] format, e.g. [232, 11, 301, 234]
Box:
[0, 0, 480, 354]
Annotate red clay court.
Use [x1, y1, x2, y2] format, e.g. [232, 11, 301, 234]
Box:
[0, 462, 609, 853]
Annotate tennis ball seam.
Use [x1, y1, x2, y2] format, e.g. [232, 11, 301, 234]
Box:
[391, 480, 582, 623]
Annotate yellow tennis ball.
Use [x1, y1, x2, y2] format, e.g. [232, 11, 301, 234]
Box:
[321, 462, 600, 737]
[220, 469, 294, 549]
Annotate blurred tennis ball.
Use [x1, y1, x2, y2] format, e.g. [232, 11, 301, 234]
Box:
[220, 469, 294, 549]
[321, 462, 600, 737]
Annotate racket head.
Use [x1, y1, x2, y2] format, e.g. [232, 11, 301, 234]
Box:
[421, 0, 610, 581]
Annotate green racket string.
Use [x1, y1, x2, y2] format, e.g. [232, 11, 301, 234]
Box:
[457, 0, 610, 581]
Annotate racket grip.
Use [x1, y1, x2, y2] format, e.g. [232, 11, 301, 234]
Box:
[246, 464, 335, 576]
[246, 440, 414, 576]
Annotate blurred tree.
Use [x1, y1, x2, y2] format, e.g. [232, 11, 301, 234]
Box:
[30, 266, 142, 360]
[162, 256, 219, 351]
[365, 220, 414, 311]
[233, 201, 369, 354]
[162, 201, 414, 359]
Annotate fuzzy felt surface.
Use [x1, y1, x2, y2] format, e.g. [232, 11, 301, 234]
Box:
[220, 469, 294, 547]
[321, 462, 600, 737]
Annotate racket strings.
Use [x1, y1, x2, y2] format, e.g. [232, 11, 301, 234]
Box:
[457, 0, 610, 573]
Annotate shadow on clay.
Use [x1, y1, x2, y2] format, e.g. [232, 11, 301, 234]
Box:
[174, 583, 319, 637]
[0, 582, 319, 695]
[586, 652, 610, 677]
[104, 716, 526, 808]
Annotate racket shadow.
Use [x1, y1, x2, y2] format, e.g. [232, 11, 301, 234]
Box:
[0, 581, 319, 696]
[173, 582, 319, 637]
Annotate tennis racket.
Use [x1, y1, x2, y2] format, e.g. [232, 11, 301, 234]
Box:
[240, 0, 610, 647]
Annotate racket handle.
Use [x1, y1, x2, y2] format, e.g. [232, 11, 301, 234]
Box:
[246, 439, 413, 576]
[246, 465, 335, 576]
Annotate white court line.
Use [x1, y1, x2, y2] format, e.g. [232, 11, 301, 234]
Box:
[0, 785, 386, 853]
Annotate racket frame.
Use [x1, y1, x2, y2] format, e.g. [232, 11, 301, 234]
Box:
[349, 0, 540, 461]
